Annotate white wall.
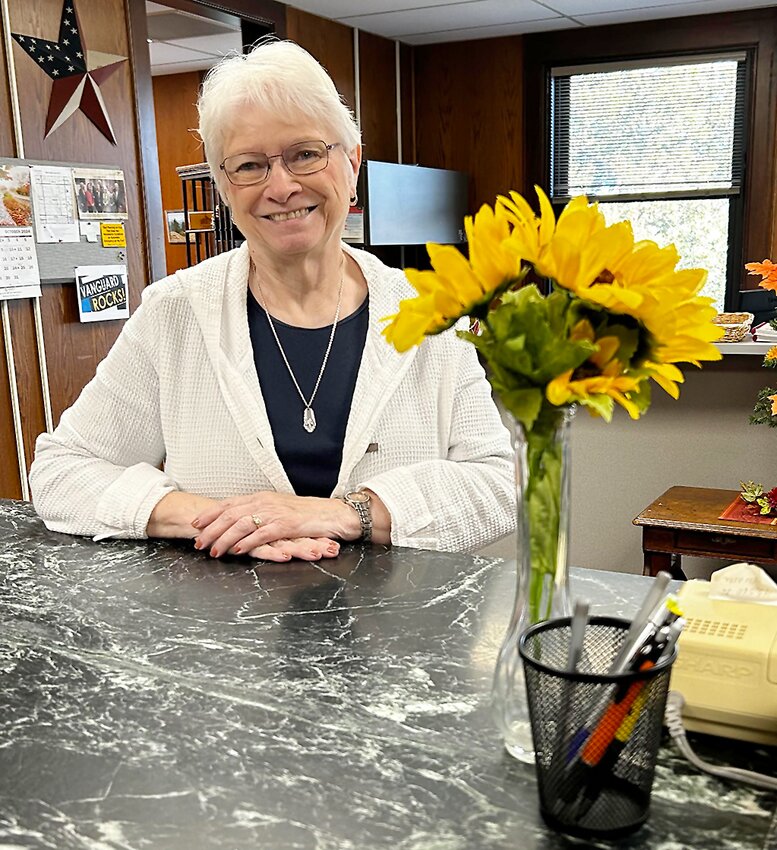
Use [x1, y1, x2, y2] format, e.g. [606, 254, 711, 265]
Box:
[479, 356, 776, 578]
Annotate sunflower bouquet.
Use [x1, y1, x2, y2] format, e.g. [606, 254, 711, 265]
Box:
[383, 186, 723, 622]
[744, 260, 777, 427]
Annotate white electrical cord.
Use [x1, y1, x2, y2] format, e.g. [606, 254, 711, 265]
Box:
[664, 692, 777, 792]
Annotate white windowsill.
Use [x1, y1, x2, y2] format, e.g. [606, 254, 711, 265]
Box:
[715, 339, 773, 355]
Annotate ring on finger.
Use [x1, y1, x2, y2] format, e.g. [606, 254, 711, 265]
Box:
[251, 513, 263, 528]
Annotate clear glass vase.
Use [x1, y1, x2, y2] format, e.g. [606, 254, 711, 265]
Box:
[492, 405, 574, 762]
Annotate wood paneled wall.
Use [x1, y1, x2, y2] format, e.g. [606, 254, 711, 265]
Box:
[0, 14, 23, 498]
[0, 0, 150, 501]
[399, 43, 414, 164]
[0, 311, 22, 498]
[9, 0, 146, 430]
[286, 9, 355, 116]
[358, 31, 397, 163]
[413, 37, 524, 211]
[152, 71, 203, 276]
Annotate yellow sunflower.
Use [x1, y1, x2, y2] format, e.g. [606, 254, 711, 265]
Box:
[498, 186, 723, 386]
[381, 202, 522, 352]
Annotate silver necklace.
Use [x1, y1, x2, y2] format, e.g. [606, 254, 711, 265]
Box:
[252, 259, 345, 434]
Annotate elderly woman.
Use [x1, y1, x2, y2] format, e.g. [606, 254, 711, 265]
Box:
[30, 40, 514, 562]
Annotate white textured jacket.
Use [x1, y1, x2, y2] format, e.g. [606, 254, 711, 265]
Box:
[30, 243, 516, 552]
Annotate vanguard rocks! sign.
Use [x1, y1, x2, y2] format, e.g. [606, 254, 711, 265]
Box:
[75, 264, 129, 323]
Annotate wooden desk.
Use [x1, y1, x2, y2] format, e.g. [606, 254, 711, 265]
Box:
[633, 485, 777, 579]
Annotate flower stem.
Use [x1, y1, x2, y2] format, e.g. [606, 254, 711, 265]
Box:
[524, 415, 566, 624]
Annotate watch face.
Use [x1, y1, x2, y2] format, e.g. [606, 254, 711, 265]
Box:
[346, 491, 369, 504]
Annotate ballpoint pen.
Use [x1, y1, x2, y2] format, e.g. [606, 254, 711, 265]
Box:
[558, 643, 661, 810]
[610, 595, 682, 675]
[548, 601, 589, 810]
[572, 688, 651, 819]
[565, 596, 683, 766]
[609, 571, 671, 673]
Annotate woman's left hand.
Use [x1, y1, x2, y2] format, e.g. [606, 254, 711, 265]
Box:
[191, 492, 362, 558]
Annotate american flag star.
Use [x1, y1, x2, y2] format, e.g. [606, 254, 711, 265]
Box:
[11, 0, 127, 144]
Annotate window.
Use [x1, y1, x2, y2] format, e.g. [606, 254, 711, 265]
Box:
[550, 54, 749, 312]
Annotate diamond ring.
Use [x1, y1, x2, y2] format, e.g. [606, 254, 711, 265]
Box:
[251, 514, 263, 528]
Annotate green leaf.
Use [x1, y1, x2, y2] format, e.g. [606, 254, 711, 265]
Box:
[578, 393, 614, 421]
[491, 381, 544, 431]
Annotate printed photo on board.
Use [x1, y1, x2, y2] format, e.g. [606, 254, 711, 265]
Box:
[72, 168, 128, 220]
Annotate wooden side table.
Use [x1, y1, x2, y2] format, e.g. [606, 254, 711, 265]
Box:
[633, 486, 777, 580]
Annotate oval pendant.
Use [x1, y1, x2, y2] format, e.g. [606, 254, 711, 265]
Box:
[303, 407, 316, 433]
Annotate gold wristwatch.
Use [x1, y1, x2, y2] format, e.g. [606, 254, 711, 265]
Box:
[343, 490, 373, 542]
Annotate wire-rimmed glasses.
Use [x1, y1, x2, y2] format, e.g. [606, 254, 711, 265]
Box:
[220, 140, 338, 186]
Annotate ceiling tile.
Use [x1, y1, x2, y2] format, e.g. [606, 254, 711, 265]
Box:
[286, 0, 486, 17]
[152, 60, 215, 77]
[403, 17, 583, 44]
[546, 0, 707, 13]
[149, 41, 216, 65]
[342, 0, 561, 39]
[147, 11, 237, 41]
[575, 0, 777, 26]
[170, 33, 243, 56]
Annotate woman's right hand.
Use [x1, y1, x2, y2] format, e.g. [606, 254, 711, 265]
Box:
[246, 536, 340, 562]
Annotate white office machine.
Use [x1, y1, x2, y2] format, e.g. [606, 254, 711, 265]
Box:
[671, 570, 777, 746]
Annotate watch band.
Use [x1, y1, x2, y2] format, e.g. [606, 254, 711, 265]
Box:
[344, 490, 373, 543]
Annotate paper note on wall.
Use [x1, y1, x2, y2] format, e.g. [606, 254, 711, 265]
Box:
[100, 222, 126, 247]
[30, 165, 80, 243]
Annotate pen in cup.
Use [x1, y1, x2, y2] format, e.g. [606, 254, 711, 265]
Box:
[609, 570, 671, 673]
[572, 688, 651, 819]
[570, 618, 685, 818]
[548, 601, 589, 808]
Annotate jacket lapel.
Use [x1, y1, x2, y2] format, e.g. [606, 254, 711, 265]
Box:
[185, 244, 294, 493]
[338, 247, 419, 487]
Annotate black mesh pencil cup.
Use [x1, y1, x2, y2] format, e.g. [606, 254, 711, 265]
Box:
[518, 616, 676, 840]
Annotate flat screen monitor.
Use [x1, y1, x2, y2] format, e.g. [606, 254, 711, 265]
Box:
[365, 160, 469, 246]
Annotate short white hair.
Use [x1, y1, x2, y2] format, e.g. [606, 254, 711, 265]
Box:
[198, 39, 361, 196]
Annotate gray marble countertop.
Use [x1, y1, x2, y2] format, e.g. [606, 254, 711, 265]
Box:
[0, 500, 774, 850]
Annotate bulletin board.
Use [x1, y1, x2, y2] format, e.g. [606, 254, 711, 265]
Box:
[0, 157, 129, 284]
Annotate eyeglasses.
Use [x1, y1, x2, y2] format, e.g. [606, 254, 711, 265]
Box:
[219, 140, 338, 186]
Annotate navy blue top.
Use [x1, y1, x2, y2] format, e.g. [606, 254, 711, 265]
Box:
[248, 291, 369, 497]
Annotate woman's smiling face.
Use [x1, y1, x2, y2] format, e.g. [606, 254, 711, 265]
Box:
[220, 104, 360, 262]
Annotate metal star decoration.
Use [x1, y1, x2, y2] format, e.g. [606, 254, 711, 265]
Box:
[11, 0, 127, 144]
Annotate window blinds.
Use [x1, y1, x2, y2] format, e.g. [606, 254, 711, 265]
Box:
[550, 53, 748, 202]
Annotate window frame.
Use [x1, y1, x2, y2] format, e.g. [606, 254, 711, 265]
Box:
[548, 51, 752, 312]
[523, 8, 777, 309]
